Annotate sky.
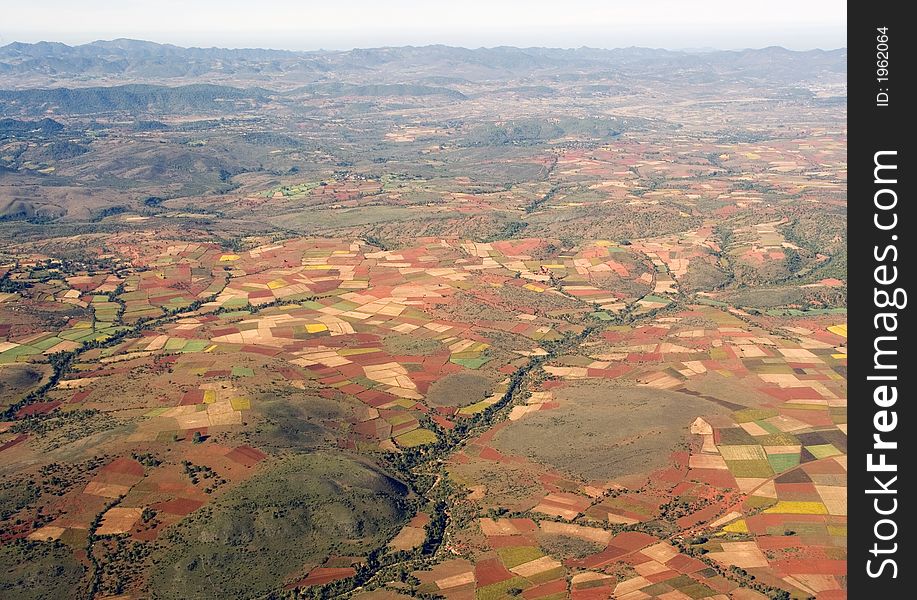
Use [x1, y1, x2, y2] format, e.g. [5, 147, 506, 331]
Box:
[2, 0, 846, 51]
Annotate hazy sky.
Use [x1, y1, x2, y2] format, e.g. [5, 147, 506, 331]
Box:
[2, 0, 846, 51]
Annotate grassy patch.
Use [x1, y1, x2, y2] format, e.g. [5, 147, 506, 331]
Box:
[725, 460, 774, 478]
[475, 576, 529, 600]
[0, 539, 88, 599]
[426, 372, 494, 408]
[147, 453, 410, 599]
[492, 382, 726, 480]
[497, 545, 543, 568]
[538, 534, 603, 560]
[395, 428, 438, 448]
[381, 334, 443, 356]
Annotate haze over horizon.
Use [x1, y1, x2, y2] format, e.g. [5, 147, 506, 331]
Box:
[1, 37, 849, 55]
[3, 0, 846, 51]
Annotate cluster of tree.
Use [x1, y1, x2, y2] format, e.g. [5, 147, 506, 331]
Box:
[94, 536, 155, 596]
[181, 461, 226, 493]
[130, 452, 161, 468]
[657, 495, 714, 522]
[90, 205, 129, 222]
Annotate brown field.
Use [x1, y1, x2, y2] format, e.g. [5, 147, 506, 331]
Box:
[426, 372, 495, 407]
[491, 382, 725, 480]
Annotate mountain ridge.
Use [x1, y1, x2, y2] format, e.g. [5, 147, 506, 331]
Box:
[0, 39, 847, 89]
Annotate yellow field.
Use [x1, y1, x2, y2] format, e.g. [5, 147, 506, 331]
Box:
[763, 501, 828, 515]
[395, 428, 438, 448]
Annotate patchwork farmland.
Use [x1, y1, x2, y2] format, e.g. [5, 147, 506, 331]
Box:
[0, 42, 845, 599]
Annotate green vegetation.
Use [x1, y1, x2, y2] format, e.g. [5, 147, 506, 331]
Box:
[147, 453, 410, 600]
[0, 540, 88, 599]
[426, 372, 494, 408]
[492, 382, 726, 480]
[538, 534, 604, 559]
[0, 84, 267, 116]
[381, 333, 442, 355]
[15, 414, 122, 452]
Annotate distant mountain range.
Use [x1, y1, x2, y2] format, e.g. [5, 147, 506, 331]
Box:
[0, 39, 846, 88]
